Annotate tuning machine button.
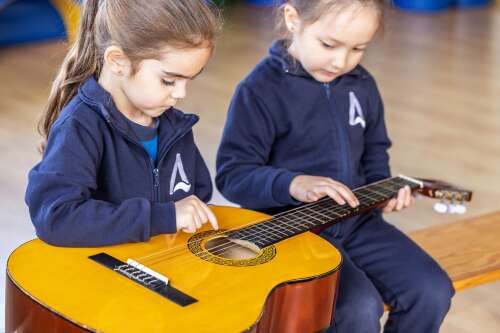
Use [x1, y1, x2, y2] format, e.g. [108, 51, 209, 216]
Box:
[434, 202, 448, 214]
[449, 203, 467, 215]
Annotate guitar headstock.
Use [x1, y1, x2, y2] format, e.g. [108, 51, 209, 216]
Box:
[414, 178, 473, 214]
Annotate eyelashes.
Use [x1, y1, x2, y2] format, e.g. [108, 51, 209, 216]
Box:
[162, 79, 175, 86]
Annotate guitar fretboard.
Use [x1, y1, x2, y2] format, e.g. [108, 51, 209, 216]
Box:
[226, 176, 422, 249]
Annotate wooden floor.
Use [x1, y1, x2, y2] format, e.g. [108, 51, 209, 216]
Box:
[1, 3, 500, 332]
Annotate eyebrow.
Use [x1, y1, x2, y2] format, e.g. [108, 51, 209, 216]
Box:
[162, 68, 205, 80]
[322, 37, 369, 47]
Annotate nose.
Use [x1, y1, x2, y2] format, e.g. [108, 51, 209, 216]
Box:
[171, 80, 187, 100]
[331, 49, 349, 71]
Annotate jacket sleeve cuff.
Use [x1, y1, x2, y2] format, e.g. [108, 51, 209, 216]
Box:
[150, 201, 177, 235]
[272, 170, 303, 206]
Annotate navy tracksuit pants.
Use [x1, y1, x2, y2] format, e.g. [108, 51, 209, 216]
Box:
[321, 212, 454, 333]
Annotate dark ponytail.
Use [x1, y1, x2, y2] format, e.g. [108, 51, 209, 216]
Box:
[39, 0, 220, 151]
[39, 0, 101, 150]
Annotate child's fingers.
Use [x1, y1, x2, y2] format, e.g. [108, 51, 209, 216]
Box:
[325, 179, 359, 207]
[383, 198, 397, 213]
[394, 188, 404, 211]
[404, 186, 412, 207]
[314, 186, 346, 205]
[186, 200, 203, 230]
[306, 191, 321, 202]
[201, 204, 219, 230]
[328, 184, 358, 207]
[396, 186, 411, 210]
[182, 222, 196, 234]
[194, 210, 203, 230]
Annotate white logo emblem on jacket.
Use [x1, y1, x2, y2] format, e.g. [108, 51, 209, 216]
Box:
[169, 153, 192, 195]
[349, 91, 366, 128]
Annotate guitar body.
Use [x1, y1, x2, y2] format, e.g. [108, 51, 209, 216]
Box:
[6, 206, 342, 333]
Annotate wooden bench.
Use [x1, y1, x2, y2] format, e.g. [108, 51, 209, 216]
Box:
[384, 210, 500, 311]
[410, 210, 500, 291]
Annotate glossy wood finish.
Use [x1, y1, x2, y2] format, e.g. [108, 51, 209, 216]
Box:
[6, 206, 342, 333]
[5, 275, 89, 333]
[250, 271, 339, 333]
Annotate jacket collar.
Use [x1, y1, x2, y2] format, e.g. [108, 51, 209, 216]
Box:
[78, 76, 198, 148]
[268, 39, 365, 80]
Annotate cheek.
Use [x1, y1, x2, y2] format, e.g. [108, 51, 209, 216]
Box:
[310, 52, 332, 69]
[300, 48, 324, 69]
[347, 53, 364, 69]
[127, 79, 169, 109]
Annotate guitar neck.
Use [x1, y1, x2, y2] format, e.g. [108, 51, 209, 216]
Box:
[227, 176, 422, 249]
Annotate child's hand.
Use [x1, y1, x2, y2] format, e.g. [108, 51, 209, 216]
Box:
[289, 175, 359, 208]
[382, 185, 415, 213]
[175, 195, 219, 233]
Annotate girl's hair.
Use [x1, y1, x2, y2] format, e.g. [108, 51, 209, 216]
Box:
[276, 0, 386, 40]
[39, 0, 220, 148]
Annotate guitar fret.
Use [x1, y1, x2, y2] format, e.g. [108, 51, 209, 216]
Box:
[242, 225, 276, 243]
[301, 207, 331, 224]
[314, 201, 345, 218]
[298, 208, 325, 224]
[357, 187, 391, 201]
[288, 210, 317, 224]
[356, 191, 384, 203]
[276, 215, 308, 232]
[229, 177, 424, 248]
[261, 221, 293, 238]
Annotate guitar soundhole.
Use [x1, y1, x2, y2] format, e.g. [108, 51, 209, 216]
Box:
[205, 237, 258, 260]
[188, 230, 276, 266]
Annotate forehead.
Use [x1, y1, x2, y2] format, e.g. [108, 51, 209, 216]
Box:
[141, 45, 212, 76]
[304, 4, 380, 45]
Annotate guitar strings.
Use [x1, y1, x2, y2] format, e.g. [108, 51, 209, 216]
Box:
[148, 184, 402, 269]
[136, 179, 409, 269]
[133, 178, 410, 267]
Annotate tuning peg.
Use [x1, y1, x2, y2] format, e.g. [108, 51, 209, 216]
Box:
[434, 202, 448, 214]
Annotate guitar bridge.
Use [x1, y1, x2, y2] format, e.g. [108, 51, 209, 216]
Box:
[89, 253, 197, 307]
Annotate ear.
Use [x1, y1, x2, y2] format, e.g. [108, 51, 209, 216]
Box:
[102, 45, 132, 76]
[283, 4, 301, 33]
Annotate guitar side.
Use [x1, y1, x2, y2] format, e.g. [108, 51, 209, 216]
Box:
[6, 206, 342, 333]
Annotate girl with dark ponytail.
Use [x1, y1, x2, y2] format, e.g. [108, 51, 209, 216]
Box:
[26, 0, 221, 246]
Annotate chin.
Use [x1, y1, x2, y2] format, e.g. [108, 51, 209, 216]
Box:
[315, 75, 337, 83]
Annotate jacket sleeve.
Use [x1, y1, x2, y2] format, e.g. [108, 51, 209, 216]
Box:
[216, 84, 302, 210]
[194, 146, 213, 203]
[361, 79, 392, 184]
[25, 118, 176, 247]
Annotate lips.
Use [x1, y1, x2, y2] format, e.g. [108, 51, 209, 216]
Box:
[323, 70, 339, 77]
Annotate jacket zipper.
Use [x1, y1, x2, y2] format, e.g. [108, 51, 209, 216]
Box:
[103, 114, 193, 202]
[323, 83, 352, 187]
[152, 167, 160, 202]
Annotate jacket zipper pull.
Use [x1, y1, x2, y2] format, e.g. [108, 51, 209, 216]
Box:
[153, 168, 160, 187]
[323, 83, 331, 99]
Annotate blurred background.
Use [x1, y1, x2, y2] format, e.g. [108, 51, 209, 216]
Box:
[1, 0, 499, 331]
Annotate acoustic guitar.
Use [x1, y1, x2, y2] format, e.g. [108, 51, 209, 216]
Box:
[6, 175, 472, 333]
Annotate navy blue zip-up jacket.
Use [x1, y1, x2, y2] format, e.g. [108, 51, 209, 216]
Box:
[26, 77, 212, 247]
[216, 41, 391, 211]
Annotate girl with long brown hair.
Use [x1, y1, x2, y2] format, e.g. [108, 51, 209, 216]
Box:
[26, 0, 221, 246]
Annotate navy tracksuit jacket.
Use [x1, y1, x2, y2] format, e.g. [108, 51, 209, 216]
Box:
[215, 40, 453, 333]
[26, 77, 212, 247]
[216, 41, 392, 213]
